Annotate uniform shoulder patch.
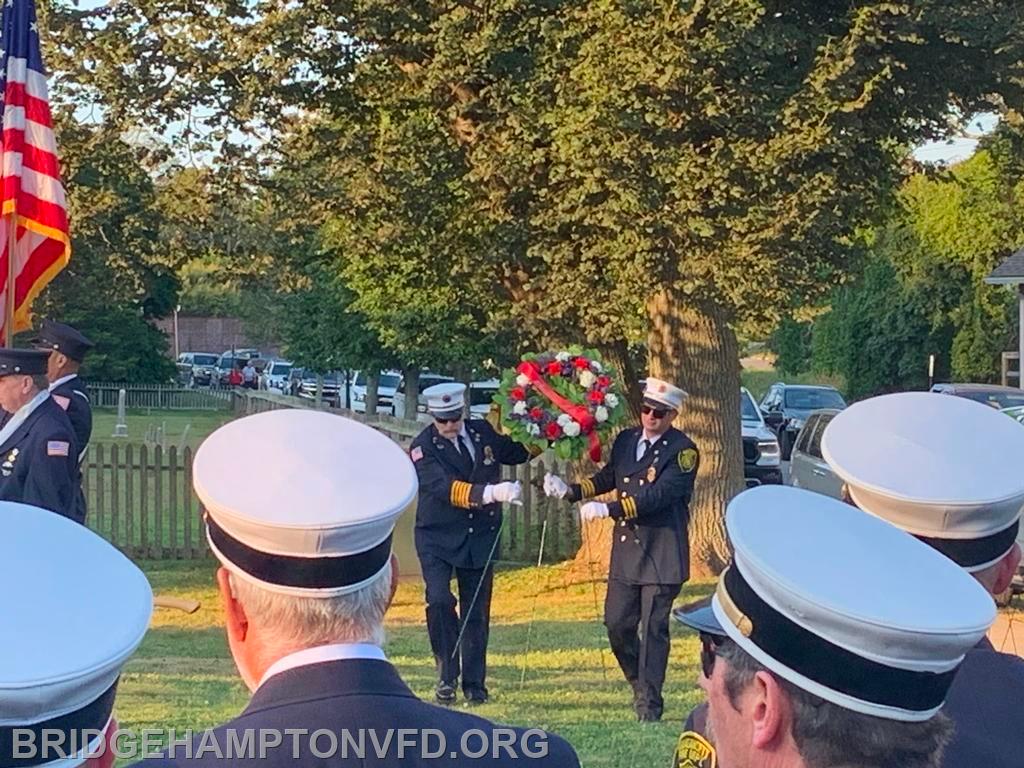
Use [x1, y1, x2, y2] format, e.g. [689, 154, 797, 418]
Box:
[673, 731, 716, 768]
[678, 447, 698, 473]
[410, 446, 424, 462]
[47, 441, 70, 457]
[52, 395, 71, 411]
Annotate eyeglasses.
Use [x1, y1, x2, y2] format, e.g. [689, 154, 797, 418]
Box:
[699, 632, 726, 679]
[641, 405, 668, 419]
[434, 415, 462, 425]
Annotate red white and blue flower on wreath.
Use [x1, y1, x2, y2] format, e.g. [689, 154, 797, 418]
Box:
[496, 347, 626, 460]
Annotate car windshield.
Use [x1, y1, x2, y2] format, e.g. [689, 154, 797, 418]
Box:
[380, 374, 400, 388]
[740, 392, 759, 420]
[270, 363, 292, 375]
[963, 390, 1024, 409]
[193, 354, 218, 366]
[470, 387, 498, 406]
[784, 388, 846, 410]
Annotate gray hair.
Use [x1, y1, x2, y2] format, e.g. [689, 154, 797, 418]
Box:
[228, 567, 392, 649]
[718, 640, 953, 768]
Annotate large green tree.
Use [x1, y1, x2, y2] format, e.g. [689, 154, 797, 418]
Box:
[47, 1, 1024, 572]
[33, 120, 178, 381]
[809, 140, 1023, 397]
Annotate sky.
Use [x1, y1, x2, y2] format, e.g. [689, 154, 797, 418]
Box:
[912, 113, 999, 165]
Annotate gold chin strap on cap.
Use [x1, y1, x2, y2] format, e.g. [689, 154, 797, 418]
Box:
[715, 566, 754, 637]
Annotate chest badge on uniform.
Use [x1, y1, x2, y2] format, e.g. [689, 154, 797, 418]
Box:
[646, 466, 656, 482]
[673, 731, 716, 768]
[2, 449, 18, 476]
[483, 445, 494, 466]
[678, 448, 698, 473]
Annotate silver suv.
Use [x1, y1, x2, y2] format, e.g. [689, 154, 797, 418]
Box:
[788, 409, 844, 499]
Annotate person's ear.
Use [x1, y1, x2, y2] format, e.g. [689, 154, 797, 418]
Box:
[749, 671, 790, 751]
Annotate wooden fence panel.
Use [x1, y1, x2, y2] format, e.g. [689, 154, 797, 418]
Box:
[83, 428, 581, 563]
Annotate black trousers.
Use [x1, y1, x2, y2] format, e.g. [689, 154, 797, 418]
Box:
[604, 579, 682, 716]
[420, 552, 494, 693]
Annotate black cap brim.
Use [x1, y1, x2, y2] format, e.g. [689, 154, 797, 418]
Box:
[671, 598, 724, 635]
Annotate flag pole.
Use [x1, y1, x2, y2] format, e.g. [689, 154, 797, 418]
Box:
[4, 209, 14, 347]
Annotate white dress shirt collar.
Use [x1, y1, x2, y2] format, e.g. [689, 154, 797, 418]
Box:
[48, 374, 77, 391]
[258, 643, 387, 689]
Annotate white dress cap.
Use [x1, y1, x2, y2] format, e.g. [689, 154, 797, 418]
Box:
[822, 392, 1024, 571]
[423, 382, 466, 416]
[643, 377, 688, 411]
[0, 504, 152, 766]
[713, 485, 994, 721]
[194, 409, 417, 596]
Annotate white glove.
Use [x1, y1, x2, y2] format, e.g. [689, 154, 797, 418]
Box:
[543, 472, 569, 499]
[579, 501, 609, 522]
[484, 481, 522, 505]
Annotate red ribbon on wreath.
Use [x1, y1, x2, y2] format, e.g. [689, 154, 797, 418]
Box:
[517, 361, 603, 461]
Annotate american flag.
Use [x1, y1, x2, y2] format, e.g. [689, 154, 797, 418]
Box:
[0, 0, 69, 340]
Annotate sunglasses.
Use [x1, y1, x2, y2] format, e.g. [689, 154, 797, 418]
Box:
[641, 405, 668, 419]
[434, 415, 462, 425]
[699, 632, 726, 679]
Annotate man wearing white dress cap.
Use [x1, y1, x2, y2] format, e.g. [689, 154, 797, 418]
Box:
[408, 382, 530, 706]
[545, 376, 698, 721]
[1, 503, 152, 768]
[822, 391, 1024, 768]
[141, 409, 575, 767]
[675, 485, 995, 768]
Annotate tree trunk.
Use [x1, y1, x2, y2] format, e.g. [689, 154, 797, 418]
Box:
[366, 372, 380, 415]
[600, 339, 642, 421]
[402, 367, 421, 420]
[647, 291, 743, 577]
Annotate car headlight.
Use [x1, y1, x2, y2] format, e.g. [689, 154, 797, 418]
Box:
[757, 439, 781, 466]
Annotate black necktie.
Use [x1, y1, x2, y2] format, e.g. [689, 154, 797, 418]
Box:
[457, 436, 473, 468]
[639, 438, 651, 460]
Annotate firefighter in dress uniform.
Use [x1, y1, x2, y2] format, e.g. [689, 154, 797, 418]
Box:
[409, 382, 530, 705]
[545, 377, 698, 721]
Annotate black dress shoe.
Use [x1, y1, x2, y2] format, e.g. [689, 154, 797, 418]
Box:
[465, 688, 489, 705]
[435, 680, 458, 705]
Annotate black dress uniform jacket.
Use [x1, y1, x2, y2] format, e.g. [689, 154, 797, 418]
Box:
[50, 374, 92, 459]
[50, 374, 91, 522]
[0, 396, 80, 522]
[134, 658, 580, 767]
[941, 637, 1024, 767]
[411, 419, 530, 569]
[570, 426, 698, 585]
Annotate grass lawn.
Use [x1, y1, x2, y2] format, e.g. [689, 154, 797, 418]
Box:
[92, 409, 234, 450]
[128, 560, 715, 767]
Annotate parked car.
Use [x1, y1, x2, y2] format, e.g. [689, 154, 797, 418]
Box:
[261, 360, 294, 394]
[930, 382, 1024, 410]
[1002, 404, 1024, 425]
[349, 370, 401, 414]
[392, 372, 455, 420]
[297, 370, 344, 406]
[740, 387, 782, 487]
[759, 383, 847, 460]
[175, 352, 219, 387]
[469, 379, 500, 418]
[787, 409, 844, 499]
[212, 349, 261, 387]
